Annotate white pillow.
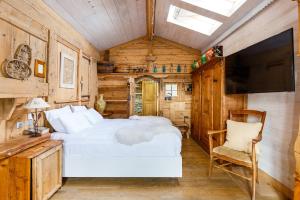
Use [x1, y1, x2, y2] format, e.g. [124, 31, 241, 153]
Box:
[59, 112, 92, 134]
[83, 108, 103, 124]
[223, 120, 262, 153]
[44, 106, 72, 132]
[71, 105, 87, 113]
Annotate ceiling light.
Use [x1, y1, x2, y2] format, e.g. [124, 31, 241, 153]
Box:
[167, 5, 222, 36]
[181, 0, 247, 17]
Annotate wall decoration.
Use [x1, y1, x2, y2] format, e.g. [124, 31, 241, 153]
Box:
[153, 64, 158, 73]
[2, 43, 32, 80]
[162, 64, 166, 73]
[34, 59, 46, 78]
[177, 64, 181, 73]
[96, 94, 106, 113]
[60, 52, 76, 89]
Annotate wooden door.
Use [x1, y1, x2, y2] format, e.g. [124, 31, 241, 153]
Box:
[32, 144, 62, 200]
[191, 72, 201, 141]
[142, 80, 158, 116]
[201, 69, 214, 151]
[212, 62, 222, 131]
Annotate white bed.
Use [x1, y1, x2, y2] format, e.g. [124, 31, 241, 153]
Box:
[50, 116, 182, 178]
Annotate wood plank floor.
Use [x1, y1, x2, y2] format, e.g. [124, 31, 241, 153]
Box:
[50, 139, 286, 200]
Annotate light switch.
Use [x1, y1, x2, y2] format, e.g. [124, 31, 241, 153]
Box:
[28, 113, 33, 120]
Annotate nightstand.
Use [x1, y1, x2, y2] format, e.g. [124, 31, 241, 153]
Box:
[174, 122, 190, 139]
[101, 111, 113, 118]
[0, 135, 63, 200]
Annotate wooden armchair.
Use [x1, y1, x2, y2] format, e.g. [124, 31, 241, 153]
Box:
[208, 110, 266, 200]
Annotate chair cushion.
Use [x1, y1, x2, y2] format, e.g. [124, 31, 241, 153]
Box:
[224, 120, 262, 153]
[213, 146, 253, 164]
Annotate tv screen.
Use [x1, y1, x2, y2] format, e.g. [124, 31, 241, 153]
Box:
[225, 28, 295, 94]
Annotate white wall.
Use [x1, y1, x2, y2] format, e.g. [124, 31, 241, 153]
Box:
[219, 0, 299, 189]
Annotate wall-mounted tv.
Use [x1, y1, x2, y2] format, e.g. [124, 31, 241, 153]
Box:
[225, 28, 295, 94]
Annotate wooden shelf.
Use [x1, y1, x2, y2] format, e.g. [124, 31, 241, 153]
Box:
[98, 73, 192, 79]
[0, 133, 50, 160]
[0, 77, 48, 98]
[105, 99, 128, 102]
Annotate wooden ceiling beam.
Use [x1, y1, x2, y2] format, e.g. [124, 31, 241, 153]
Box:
[146, 0, 155, 41]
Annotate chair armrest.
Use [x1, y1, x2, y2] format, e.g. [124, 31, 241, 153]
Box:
[207, 129, 227, 135]
[208, 130, 227, 154]
[252, 134, 262, 144]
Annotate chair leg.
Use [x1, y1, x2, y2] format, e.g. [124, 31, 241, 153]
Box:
[209, 156, 214, 177]
[252, 166, 257, 200]
[256, 162, 259, 183]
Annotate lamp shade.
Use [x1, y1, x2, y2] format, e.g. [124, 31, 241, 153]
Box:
[24, 98, 50, 110]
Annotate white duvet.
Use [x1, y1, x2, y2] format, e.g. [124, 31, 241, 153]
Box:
[51, 117, 182, 157]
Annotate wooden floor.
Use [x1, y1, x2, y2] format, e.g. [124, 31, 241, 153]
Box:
[51, 139, 285, 200]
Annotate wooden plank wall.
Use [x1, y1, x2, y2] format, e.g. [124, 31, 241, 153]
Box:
[108, 36, 200, 73]
[218, 0, 297, 197]
[98, 76, 130, 118]
[0, 0, 99, 143]
[98, 36, 200, 127]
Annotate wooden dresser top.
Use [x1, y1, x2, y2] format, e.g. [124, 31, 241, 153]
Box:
[0, 133, 51, 160]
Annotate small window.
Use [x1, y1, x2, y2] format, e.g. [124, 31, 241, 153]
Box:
[165, 83, 178, 97]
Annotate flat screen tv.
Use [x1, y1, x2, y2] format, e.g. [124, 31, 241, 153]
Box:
[225, 28, 295, 94]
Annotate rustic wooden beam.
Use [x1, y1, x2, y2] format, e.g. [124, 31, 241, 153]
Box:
[146, 0, 155, 40]
[294, 1, 300, 198]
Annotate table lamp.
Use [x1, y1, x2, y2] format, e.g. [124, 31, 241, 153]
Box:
[24, 98, 50, 137]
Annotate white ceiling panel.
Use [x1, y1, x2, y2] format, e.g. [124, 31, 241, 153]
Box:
[43, 0, 147, 50]
[44, 0, 268, 51]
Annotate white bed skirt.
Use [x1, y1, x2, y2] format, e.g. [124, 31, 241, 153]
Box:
[63, 156, 182, 177]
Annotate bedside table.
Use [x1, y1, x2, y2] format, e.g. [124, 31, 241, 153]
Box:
[0, 137, 63, 200]
[101, 111, 113, 118]
[174, 122, 190, 139]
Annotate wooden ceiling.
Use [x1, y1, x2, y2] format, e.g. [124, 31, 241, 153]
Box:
[43, 0, 147, 50]
[43, 0, 265, 51]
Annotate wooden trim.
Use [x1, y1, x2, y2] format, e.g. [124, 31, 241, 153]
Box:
[192, 57, 223, 74]
[146, 0, 155, 40]
[259, 168, 293, 199]
[56, 35, 80, 53]
[54, 99, 80, 104]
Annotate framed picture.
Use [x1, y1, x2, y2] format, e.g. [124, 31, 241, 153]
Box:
[34, 59, 46, 78]
[60, 52, 76, 89]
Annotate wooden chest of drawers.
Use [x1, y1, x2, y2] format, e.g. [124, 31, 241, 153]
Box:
[0, 138, 62, 200]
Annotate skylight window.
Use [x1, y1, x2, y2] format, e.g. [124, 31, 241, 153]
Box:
[167, 5, 222, 36]
[181, 0, 247, 17]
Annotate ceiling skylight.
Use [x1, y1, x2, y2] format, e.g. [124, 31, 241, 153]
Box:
[167, 5, 222, 36]
[181, 0, 247, 17]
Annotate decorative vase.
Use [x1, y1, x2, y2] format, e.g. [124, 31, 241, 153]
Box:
[153, 64, 158, 73]
[96, 94, 106, 113]
[191, 60, 197, 71]
[162, 64, 166, 73]
[201, 54, 207, 64]
[177, 64, 181, 73]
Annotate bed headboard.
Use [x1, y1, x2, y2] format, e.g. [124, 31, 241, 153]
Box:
[44, 99, 91, 133]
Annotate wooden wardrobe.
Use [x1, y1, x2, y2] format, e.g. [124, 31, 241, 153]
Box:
[191, 58, 247, 152]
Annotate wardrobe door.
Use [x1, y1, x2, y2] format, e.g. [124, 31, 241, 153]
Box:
[212, 62, 222, 131]
[201, 69, 213, 151]
[191, 72, 201, 141]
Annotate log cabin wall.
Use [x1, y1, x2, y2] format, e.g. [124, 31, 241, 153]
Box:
[0, 0, 99, 143]
[217, 0, 298, 196]
[98, 36, 201, 127]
